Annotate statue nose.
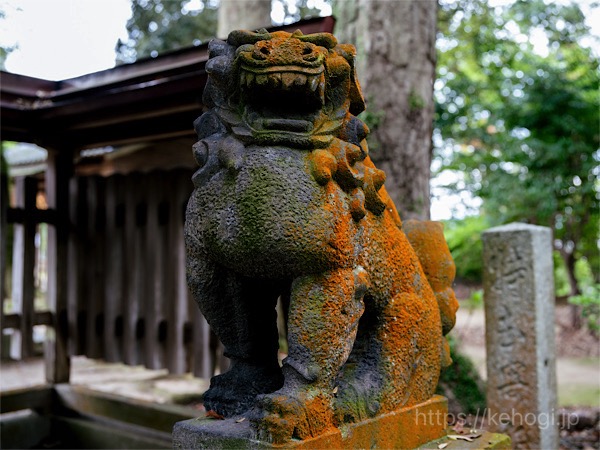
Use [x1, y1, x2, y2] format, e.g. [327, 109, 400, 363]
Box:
[302, 44, 318, 61]
[251, 41, 319, 62]
[252, 44, 271, 60]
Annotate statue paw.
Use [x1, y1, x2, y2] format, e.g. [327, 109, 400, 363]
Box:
[250, 390, 334, 444]
[334, 380, 381, 424]
[203, 363, 283, 417]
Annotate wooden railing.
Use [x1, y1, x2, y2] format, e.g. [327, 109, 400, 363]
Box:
[1, 169, 225, 379]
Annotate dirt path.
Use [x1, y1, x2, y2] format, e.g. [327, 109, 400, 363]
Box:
[454, 307, 600, 407]
[2, 306, 598, 409]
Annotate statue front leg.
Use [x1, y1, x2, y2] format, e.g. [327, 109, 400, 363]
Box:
[251, 267, 367, 444]
[186, 233, 284, 417]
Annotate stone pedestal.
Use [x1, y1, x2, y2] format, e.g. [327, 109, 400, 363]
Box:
[173, 396, 448, 449]
[421, 430, 512, 449]
[482, 223, 558, 449]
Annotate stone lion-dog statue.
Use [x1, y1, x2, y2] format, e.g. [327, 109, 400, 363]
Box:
[185, 28, 458, 444]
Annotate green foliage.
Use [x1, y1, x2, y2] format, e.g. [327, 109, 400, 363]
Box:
[553, 251, 572, 297]
[115, 0, 331, 64]
[569, 284, 600, 333]
[443, 215, 488, 282]
[0, 10, 16, 70]
[116, 0, 219, 64]
[276, 0, 325, 24]
[555, 251, 596, 297]
[436, 337, 486, 414]
[435, 0, 599, 292]
[465, 289, 483, 311]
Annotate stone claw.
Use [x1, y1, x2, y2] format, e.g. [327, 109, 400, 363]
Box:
[250, 390, 334, 444]
[202, 363, 283, 417]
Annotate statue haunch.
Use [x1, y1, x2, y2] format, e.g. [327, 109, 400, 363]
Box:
[185, 29, 459, 444]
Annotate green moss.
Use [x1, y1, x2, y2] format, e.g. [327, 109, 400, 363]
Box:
[408, 90, 426, 111]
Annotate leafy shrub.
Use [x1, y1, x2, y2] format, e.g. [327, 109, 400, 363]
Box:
[443, 216, 488, 283]
[569, 285, 600, 333]
[436, 337, 486, 415]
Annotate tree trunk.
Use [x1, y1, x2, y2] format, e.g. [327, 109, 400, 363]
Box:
[217, 0, 272, 39]
[561, 248, 582, 328]
[333, 0, 437, 220]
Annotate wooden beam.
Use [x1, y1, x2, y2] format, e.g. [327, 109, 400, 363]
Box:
[0, 17, 335, 150]
[0, 156, 8, 359]
[50, 416, 172, 449]
[2, 310, 53, 329]
[44, 150, 72, 383]
[0, 409, 51, 450]
[54, 384, 198, 434]
[0, 385, 53, 414]
[6, 207, 57, 225]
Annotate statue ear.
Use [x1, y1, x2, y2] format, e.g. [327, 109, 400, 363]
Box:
[336, 44, 366, 116]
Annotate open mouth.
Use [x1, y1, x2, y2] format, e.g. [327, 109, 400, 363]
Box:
[239, 64, 325, 135]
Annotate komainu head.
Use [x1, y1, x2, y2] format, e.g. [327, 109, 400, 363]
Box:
[200, 29, 367, 149]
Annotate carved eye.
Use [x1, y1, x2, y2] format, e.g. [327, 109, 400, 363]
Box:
[235, 44, 254, 56]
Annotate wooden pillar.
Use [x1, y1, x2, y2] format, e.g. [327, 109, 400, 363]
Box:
[0, 160, 8, 357]
[45, 150, 73, 383]
[10, 177, 38, 359]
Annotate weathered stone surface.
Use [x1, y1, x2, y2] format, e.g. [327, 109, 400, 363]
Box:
[183, 29, 459, 445]
[482, 223, 558, 449]
[421, 430, 512, 450]
[173, 396, 448, 449]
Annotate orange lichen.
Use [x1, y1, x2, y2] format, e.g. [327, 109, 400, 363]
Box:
[185, 29, 459, 445]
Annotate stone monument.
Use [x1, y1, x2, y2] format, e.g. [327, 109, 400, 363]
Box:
[482, 223, 558, 449]
[175, 29, 459, 448]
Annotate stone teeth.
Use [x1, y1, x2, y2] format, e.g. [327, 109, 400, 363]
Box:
[256, 74, 268, 86]
[318, 78, 325, 99]
[282, 73, 296, 89]
[246, 72, 255, 87]
[269, 73, 282, 88]
[294, 74, 307, 87]
[243, 70, 322, 91]
[308, 75, 319, 92]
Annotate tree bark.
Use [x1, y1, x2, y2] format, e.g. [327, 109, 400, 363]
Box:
[561, 248, 582, 328]
[562, 249, 581, 297]
[333, 0, 437, 220]
[217, 0, 273, 39]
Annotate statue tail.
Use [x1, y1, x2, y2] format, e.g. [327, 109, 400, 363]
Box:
[403, 220, 459, 368]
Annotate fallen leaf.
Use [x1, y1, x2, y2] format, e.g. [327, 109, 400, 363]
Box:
[236, 417, 246, 423]
[206, 410, 225, 420]
[332, 386, 338, 394]
[438, 443, 449, 449]
[447, 433, 482, 442]
[448, 435, 473, 442]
